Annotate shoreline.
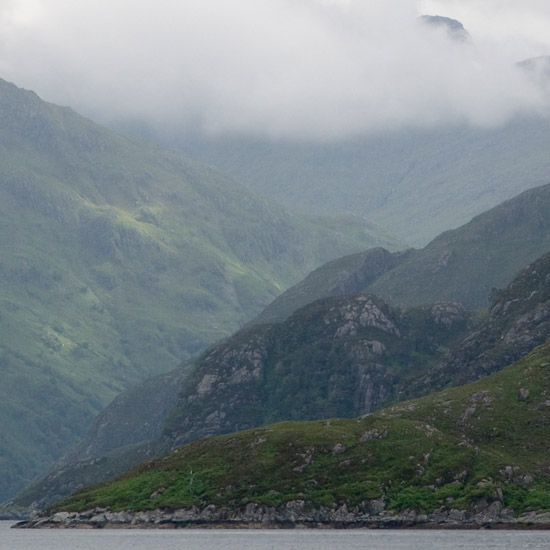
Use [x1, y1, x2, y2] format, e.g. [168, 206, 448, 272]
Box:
[14, 501, 550, 530]
[13, 522, 550, 530]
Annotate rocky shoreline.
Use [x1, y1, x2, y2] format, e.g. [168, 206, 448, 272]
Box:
[13, 500, 550, 529]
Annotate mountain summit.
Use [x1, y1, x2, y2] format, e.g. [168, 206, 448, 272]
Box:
[420, 15, 470, 42]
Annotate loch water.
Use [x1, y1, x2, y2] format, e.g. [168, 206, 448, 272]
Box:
[2, 521, 550, 549]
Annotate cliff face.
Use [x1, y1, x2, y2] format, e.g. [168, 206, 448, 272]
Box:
[163, 295, 470, 448]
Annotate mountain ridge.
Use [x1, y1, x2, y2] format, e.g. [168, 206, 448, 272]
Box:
[0, 76, 395, 502]
[254, 181, 550, 325]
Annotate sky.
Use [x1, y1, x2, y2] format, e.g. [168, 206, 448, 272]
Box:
[0, 0, 549, 140]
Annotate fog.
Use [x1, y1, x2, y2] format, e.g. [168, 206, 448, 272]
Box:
[0, 0, 549, 139]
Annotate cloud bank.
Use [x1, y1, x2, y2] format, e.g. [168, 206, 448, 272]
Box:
[0, 0, 549, 139]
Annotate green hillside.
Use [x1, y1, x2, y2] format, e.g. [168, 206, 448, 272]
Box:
[368, 183, 550, 309]
[254, 247, 413, 325]
[255, 182, 550, 323]
[171, 118, 550, 246]
[48, 340, 550, 526]
[0, 77, 397, 502]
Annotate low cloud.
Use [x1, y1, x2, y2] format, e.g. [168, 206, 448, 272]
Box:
[0, 0, 549, 139]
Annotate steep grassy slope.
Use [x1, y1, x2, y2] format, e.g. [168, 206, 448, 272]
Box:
[368, 183, 550, 309]
[50, 340, 550, 523]
[255, 182, 550, 323]
[171, 117, 550, 246]
[254, 247, 413, 325]
[0, 77, 397, 501]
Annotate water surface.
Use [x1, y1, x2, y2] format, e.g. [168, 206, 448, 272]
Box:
[2, 520, 550, 549]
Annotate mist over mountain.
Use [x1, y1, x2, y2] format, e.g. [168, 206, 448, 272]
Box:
[171, 119, 550, 245]
[1, 2, 549, 140]
[420, 15, 470, 41]
[4, 2, 550, 243]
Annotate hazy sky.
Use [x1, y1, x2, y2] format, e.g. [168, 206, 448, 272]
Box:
[0, 0, 549, 139]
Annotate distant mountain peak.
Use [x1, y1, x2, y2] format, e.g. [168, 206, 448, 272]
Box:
[420, 15, 470, 42]
[517, 55, 550, 91]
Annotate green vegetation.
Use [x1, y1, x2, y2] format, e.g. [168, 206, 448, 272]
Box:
[254, 247, 412, 325]
[55, 341, 550, 516]
[368, 183, 550, 309]
[14, 247, 550, 512]
[253, 182, 550, 327]
[0, 77, 398, 502]
[161, 295, 471, 447]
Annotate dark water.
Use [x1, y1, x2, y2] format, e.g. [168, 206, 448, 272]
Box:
[2, 521, 550, 549]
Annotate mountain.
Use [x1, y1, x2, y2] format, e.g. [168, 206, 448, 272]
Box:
[420, 15, 471, 42]
[401, 251, 550, 399]
[367, 183, 550, 309]
[156, 116, 550, 247]
[162, 297, 471, 449]
[11, 218, 550, 512]
[253, 247, 413, 325]
[255, 182, 550, 322]
[0, 77, 397, 502]
[27, 339, 550, 528]
[161, 250, 550, 449]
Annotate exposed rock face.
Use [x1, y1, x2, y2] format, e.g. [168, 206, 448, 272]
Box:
[420, 15, 470, 42]
[330, 295, 401, 338]
[163, 294, 469, 447]
[167, 328, 271, 447]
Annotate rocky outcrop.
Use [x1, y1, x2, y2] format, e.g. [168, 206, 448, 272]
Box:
[163, 293, 470, 447]
[16, 500, 550, 529]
